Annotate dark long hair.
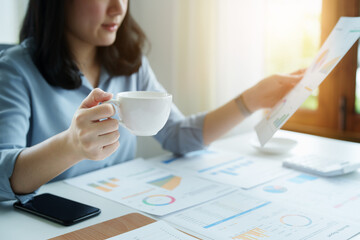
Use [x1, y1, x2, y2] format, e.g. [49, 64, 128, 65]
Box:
[20, 0, 147, 89]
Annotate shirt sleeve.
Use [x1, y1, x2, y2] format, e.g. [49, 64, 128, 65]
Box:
[0, 51, 36, 203]
[137, 56, 207, 155]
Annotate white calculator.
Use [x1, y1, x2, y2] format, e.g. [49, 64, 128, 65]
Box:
[283, 154, 360, 177]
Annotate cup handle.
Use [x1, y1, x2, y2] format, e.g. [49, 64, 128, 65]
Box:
[103, 99, 126, 127]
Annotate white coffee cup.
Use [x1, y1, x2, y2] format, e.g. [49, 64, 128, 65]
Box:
[105, 91, 172, 136]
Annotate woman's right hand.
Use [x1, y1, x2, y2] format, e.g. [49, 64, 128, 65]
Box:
[66, 88, 120, 161]
[242, 69, 305, 113]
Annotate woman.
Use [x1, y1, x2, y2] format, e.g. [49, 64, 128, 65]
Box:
[0, 0, 303, 202]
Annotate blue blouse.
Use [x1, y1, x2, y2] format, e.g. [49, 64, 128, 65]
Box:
[0, 40, 206, 202]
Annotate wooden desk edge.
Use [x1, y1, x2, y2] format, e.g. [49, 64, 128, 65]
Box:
[49, 212, 201, 240]
[49, 213, 156, 240]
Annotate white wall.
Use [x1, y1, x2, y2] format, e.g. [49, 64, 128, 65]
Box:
[131, 0, 177, 94]
[214, 0, 265, 137]
[0, 0, 28, 44]
[131, 0, 177, 158]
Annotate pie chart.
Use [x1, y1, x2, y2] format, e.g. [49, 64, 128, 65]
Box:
[142, 194, 176, 206]
[280, 214, 312, 227]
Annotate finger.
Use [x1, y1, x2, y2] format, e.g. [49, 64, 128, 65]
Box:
[289, 75, 302, 84]
[80, 88, 113, 109]
[102, 141, 120, 157]
[98, 130, 120, 147]
[290, 68, 307, 76]
[281, 75, 302, 86]
[92, 118, 119, 135]
[84, 103, 116, 121]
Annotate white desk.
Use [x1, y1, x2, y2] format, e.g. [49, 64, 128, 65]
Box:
[1, 130, 360, 240]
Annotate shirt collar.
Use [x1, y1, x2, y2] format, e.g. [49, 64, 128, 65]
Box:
[79, 66, 112, 91]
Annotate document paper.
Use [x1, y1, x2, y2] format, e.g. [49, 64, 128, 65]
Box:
[256, 17, 360, 146]
[65, 158, 234, 216]
[248, 172, 360, 222]
[150, 150, 291, 189]
[165, 191, 360, 240]
[106, 221, 198, 240]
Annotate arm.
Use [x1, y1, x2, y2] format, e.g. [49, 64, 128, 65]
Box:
[203, 72, 304, 145]
[137, 56, 302, 153]
[10, 89, 120, 195]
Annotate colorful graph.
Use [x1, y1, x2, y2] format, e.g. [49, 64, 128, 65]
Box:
[263, 185, 287, 194]
[196, 157, 253, 177]
[232, 228, 268, 240]
[147, 175, 181, 190]
[311, 49, 341, 75]
[288, 174, 317, 184]
[280, 214, 312, 227]
[273, 113, 289, 128]
[142, 194, 176, 206]
[266, 99, 286, 121]
[88, 177, 120, 192]
[210, 160, 253, 176]
[320, 56, 341, 74]
[312, 49, 329, 72]
[304, 86, 313, 92]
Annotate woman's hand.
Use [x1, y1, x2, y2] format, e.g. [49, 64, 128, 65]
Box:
[242, 69, 305, 112]
[66, 88, 120, 161]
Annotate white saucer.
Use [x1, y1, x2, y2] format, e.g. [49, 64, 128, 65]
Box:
[251, 137, 297, 154]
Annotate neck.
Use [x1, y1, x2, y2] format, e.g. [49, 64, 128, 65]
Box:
[66, 33, 100, 87]
[67, 34, 98, 71]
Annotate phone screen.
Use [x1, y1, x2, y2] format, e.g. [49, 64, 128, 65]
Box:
[13, 193, 101, 226]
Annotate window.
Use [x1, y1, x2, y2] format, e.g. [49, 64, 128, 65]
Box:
[264, 0, 322, 111]
[356, 42, 360, 114]
[282, 0, 360, 142]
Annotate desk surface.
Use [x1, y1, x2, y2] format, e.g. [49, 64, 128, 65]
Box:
[1, 130, 360, 240]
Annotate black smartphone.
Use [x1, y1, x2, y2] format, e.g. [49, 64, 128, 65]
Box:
[13, 193, 101, 226]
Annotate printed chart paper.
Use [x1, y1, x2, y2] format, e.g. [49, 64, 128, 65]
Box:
[150, 151, 290, 189]
[256, 17, 360, 146]
[106, 221, 197, 240]
[165, 191, 360, 240]
[65, 159, 235, 216]
[248, 172, 360, 222]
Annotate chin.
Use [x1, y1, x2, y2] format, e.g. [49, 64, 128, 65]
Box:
[98, 41, 116, 47]
[97, 36, 117, 47]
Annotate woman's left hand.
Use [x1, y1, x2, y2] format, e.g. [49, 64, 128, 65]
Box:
[242, 69, 306, 112]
